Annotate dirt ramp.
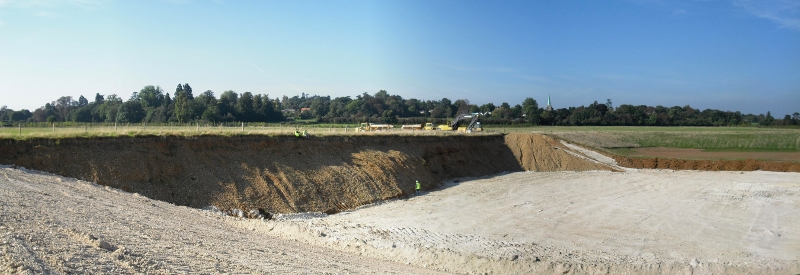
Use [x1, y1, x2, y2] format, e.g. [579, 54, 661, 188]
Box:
[0, 133, 606, 214]
[505, 133, 612, 171]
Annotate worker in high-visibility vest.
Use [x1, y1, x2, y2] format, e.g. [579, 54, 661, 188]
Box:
[294, 130, 301, 138]
[415, 180, 421, 196]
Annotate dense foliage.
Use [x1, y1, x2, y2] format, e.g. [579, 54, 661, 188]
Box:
[1, 84, 798, 127]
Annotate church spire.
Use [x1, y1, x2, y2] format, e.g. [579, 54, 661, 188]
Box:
[545, 94, 553, 111]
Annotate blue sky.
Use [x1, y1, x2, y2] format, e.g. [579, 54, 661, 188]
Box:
[1, 0, 798, 116]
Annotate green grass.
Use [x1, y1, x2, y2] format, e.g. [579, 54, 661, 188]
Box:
[4, 124, 797, 152]
[0, 124, 501, 140]
[490, 126, 800, 152]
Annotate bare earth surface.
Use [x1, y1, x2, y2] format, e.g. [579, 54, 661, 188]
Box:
[629, 147, 800, 162]
[263, 170, 800, 274]
[0, 166, 441, 274]
[3, 167, 800, 274]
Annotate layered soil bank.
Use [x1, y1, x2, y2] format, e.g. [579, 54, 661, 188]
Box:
[628, 147, 800, 162]
[613, 155, 800, 172]
[0, 133, 607, 214]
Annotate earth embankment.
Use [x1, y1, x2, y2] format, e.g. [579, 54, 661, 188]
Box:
[0, 133, 608, 214]
[613, 155, 800, 172]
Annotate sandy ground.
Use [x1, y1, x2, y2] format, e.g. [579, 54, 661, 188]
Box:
[0, 166, 441, 274]
[263, 170, 800, 274]
[3, 167, 800, 274]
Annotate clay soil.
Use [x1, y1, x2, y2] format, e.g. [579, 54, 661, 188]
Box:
[613, 155, 800, 172]
[627, 147, 800, 162]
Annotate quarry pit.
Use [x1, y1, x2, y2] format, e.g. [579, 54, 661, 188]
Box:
[1, 133, 798, 274]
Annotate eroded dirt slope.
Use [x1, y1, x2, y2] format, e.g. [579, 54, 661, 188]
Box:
[613, 155, 800, 172]
[0, 166, 442, 274]
[0, 133, 607, 214]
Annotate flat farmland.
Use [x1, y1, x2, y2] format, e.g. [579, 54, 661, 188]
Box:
[507, 126, 800, 162]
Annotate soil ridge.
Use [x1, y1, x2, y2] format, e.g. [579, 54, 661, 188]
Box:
[0, 133, 607, 214]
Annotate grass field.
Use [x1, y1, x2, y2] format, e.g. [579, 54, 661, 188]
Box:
[505, 126, 800, 160]
[2, 124, 797, 154]
[0, 123, 500, 140]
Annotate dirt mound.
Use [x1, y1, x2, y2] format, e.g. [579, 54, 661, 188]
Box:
[613, 155, 800, 172]
[0, 133, 608, 214]
[505, 133, 611, 171]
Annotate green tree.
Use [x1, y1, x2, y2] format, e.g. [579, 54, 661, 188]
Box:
[78, 95, 89, 107]
[182, 83, 194, 100]
[218, 90, 238, 120]
[116, 100, 145, 123]
[762, 111, 774, 126]
[782, 115, 793, 125]
[94, 93, 104, 104]
[138, 85, 164, 109]
[70, 107, 92, 122]
[10, 110, 32, 122]
[479, 103, 495, 113]
[201, 105, 221, 122]
[236, 92, 255, 121]
[453, 99, 471, 115]
[174, 84, 190, 123]
[381, 110, 397, 124]
[522, 98, 538, 119]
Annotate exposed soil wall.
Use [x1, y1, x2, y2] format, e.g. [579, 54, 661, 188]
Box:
[0, 133, 607, 214]
[613, 155, 800, 172]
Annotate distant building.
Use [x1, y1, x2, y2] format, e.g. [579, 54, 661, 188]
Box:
[300, 108, 311, 112]
[545, 94, 553, 111]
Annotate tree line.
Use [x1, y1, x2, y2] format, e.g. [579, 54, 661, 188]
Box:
[1, 84, 798, 127]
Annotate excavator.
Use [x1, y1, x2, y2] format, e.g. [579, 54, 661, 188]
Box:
[438, 113, 483, 132]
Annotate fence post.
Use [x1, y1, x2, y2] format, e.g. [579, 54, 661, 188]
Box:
[52, 122, 55, 133]
[241, 122, 244, 132]
[18, 123, 21, 135]
[115, 122, 117, 132]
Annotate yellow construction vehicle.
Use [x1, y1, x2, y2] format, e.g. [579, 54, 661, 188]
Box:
[423, 122, 438, 130]
[357, 122, 394, 132]
[443, 114, 483, 132]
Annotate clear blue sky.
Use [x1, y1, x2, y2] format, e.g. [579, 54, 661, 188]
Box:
[1, 0, 798, 116]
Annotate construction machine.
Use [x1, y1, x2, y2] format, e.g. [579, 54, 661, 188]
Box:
[422, 114, 482, 132]
[401, 124, 423, 130]
[447, 113, 483, 132]
[357, 122, 394, 132]
[423, 122, 437, 130]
